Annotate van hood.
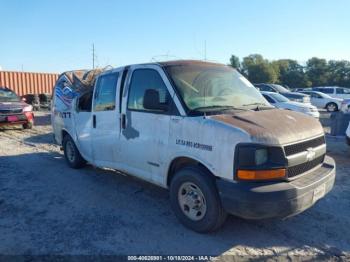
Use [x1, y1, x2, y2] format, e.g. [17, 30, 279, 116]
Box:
[210, 109, 324, 145]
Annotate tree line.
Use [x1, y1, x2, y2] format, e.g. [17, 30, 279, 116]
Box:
[229, 54, 350, 89]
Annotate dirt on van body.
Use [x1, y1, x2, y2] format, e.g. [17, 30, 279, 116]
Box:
[0, 111, 349, 260]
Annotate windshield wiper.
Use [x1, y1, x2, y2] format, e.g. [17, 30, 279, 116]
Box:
[241, 102, 274, 111]
[189, 105, 248, 113]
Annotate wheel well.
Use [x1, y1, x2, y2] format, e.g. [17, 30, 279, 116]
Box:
[167, 157, 213, 187]
[61, 130, 69, 142]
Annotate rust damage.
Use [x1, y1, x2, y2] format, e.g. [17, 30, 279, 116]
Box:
[211, 109, 324, 145]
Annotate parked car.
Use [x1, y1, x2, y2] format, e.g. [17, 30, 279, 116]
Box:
[313, 86, 350, 99]
[21, 94, 40, 111]
[299, 91, 343, 112]
[346, 122, 350, 145]
[254, 83, 311, 104]
[0, 87, 34, 129]
[341, 99, 350, 113]
[39, 93, 52, 110]
[52, 60, 335, 233]
[261, 91, 319, 118]
[295, 87, 312, 92]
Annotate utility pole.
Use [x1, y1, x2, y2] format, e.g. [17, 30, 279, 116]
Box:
[204, 40, 207, 61]
[92, 44, 95, 69]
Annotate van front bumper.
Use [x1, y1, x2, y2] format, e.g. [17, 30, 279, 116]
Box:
[216, 155, 336, 219]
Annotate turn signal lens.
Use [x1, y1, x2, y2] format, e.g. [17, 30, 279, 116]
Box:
[237, 169, 286, 181]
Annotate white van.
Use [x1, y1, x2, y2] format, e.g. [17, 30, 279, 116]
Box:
[52, 60, 336, 232]
[313, 86, 350, 99]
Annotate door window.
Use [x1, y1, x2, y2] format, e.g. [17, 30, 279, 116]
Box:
[94, 73, 119, 111]
[127, 69, 171, 112]
[320, 88, 334, 94]
[311, 93, 322, 98]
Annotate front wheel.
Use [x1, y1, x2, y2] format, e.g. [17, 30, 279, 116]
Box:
[326, 102, 338, 112]
[63, 135, 86, 169]
[23, 121, 33, 129]
[170, 166, 227, 233]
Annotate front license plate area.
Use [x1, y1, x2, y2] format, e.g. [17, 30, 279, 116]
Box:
[7, 116, 18, 122]
[313, 183, 326, 203]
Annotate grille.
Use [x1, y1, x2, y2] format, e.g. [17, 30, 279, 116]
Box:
[287, 154, 325, 178]
[284, 136, 325, 156]
[0, 109, 23, 114]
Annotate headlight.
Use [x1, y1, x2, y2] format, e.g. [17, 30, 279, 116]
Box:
[303, 97, 310, 103]
[255, 148, 268, 165]
[235, 144, 286, 181]
[23, 105, 33, 112]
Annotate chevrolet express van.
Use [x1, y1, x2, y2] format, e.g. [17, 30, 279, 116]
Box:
[52, 60, 336, 232]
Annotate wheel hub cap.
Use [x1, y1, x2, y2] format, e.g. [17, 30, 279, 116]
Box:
[178, 182, 207, 221]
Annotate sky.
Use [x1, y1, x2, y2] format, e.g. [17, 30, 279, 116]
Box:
[0, 0, 349, 73]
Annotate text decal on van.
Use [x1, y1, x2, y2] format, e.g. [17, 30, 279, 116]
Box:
[176, 139, 213, 152]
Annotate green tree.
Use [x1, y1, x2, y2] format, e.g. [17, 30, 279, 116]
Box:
[306, 57, 329, 86]
[229, 55, 240, 69]
[272, 59, 311, 88]
[242, 54, 278, 83]
[327, 60, 350, 87]
[247, 63, 278, 83]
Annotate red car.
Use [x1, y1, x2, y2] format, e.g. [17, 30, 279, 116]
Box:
[0, 87, 34, 129]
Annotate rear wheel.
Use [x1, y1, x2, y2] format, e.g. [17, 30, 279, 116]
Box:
[63, 135, 86, 169]
[326, 102, 338, 112]
[170, 166, 227, 233]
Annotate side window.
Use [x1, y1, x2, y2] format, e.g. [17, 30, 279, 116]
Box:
[322, 88, 334, 94]
[127, 69, 170, 112]
[263, 94, 275, 104]
[78, 91, 93, 112]
[93, 73, 119, 111]
[344, 88, 350, 94]
[336, 88, 344, 94]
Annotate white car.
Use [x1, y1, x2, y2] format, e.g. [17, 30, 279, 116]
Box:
[300, 91, 343, 112]
[313, 86, 350, 99]
[341, 99, 350, 113]
[261, 91, 320, 118]
[346, 122, 350, 145]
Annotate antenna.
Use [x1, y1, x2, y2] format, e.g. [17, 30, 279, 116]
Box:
[92, 44, 96, 69]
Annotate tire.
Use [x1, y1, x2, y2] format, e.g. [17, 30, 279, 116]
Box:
[63, 135, 86, 169]
[23, 122, 33, 129]
[326, 102, 338, 112]
[170, 166, 227, 233]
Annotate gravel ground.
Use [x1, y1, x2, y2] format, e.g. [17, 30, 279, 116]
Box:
[0, 111, 349, 260]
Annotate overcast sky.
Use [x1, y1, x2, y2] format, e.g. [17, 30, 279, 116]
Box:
[1, 0, 349, 73]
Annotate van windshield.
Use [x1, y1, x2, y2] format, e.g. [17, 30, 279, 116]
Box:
[164, 63, 270, 113]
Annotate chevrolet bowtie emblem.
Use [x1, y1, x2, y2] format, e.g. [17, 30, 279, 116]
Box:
[306, 147, 316, 161]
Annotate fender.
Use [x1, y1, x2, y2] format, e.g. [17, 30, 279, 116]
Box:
[165, 151, 218, 187]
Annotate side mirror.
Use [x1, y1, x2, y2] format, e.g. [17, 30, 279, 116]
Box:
[143, 89, 168, 111]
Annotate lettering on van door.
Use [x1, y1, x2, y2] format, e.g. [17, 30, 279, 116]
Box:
[176, 139, 213, 152]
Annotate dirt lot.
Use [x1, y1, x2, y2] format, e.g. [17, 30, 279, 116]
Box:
[0, 111, 349, 260]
